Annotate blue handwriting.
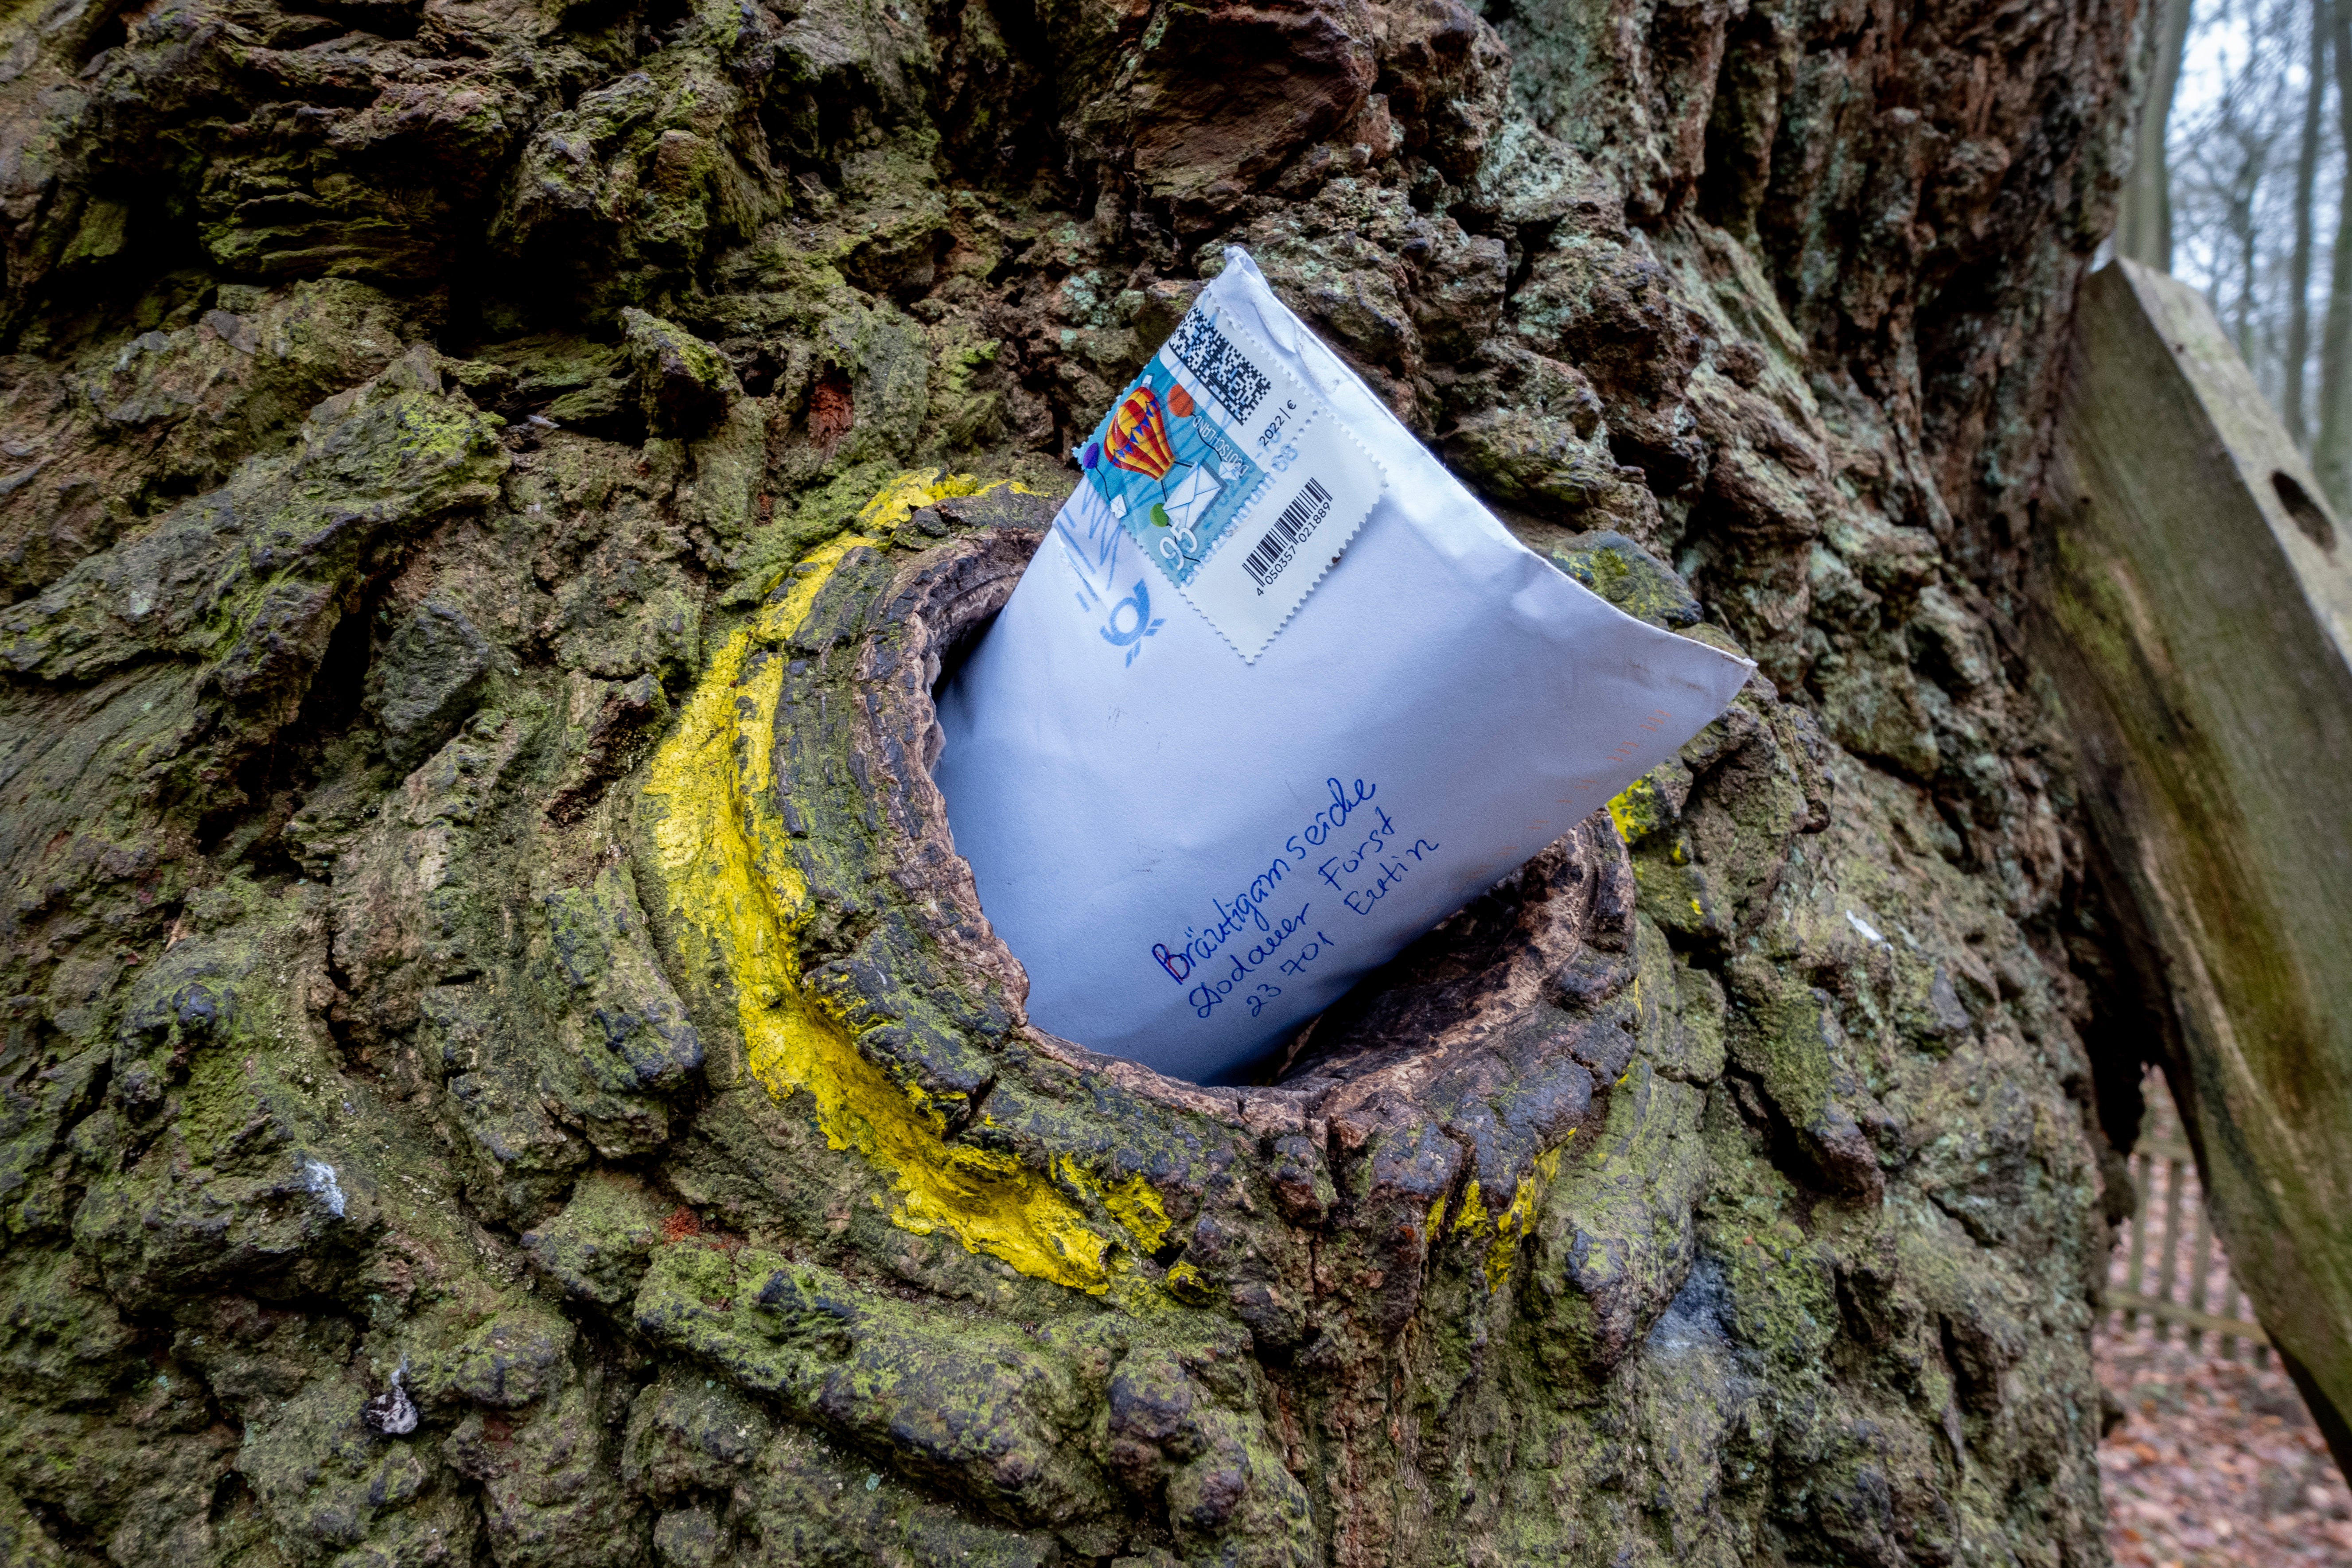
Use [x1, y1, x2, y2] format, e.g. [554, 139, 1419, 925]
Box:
[1152, 776, 1374, 987]
[1147, 777, 1417, 1027]
[1282, 776, 1378, 863]
[1325, 822, 1443, 917]
[1185, 902, 1316, 1019]
[1277, 930, 1336, 979]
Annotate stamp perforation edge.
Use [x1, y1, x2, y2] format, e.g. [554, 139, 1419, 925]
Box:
[1170, 305, 1389, 662]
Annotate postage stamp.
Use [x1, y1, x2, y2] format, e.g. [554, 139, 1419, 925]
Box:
[1077, 317, 1269, 590]
[1072, 300, 1386, 661]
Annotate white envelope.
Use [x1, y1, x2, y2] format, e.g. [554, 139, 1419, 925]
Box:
[935, 249, 1754, 1084]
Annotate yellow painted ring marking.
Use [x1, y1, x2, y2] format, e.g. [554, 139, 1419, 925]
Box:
[643, 471, 1158, 1296]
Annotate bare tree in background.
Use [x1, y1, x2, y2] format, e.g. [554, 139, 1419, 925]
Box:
[2285, 0, 2326, 444]
[2171, 1, 2294, 367]
[2128, 0, 2199, 264]
[2149, 0, 2352, 503]
[2320, 0, 2352, 500]
[2227, 120, 2277, 355]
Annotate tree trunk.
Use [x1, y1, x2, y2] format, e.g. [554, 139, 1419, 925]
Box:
[2232, 152, 2266, 360]
[0, 0, 2137, 1563]
[2287, 0, 2327, 448]
[2320, 0, 2352, 504]
[2122, 0, 2196, 268]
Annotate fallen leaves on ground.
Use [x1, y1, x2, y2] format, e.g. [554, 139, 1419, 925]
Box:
[2100, 1322, 2352, 1566]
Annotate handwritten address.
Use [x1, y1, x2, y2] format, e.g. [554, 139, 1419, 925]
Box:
[1149, 777, 1443, 1021]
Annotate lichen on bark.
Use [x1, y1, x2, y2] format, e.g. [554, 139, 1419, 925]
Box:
[0, 0, 2143, 1560]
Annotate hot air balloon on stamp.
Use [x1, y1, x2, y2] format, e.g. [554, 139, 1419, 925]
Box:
[1076, 308, 1271, 591]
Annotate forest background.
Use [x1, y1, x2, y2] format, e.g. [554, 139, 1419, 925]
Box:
[2127, 0, 2352, 494]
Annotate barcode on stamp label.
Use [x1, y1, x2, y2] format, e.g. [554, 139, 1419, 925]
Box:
[1151, 296, 1385, 660]
[1242, 478, 1334, 591]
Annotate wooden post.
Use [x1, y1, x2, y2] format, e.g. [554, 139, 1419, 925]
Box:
[2185, 1199, 2216, 1353]
[2124, 1145, 2155, 1329]
[2038, 258, 2352, 1470]
[2154, 1153, 2187, 1344]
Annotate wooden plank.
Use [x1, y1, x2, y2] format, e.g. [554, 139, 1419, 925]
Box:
[2186, 1199, 2216, 1351]
[2154, 1156, 2187, 1343]
[2038, 257, 2352, 1463]
[2123, 1149, 2154, 1331]
[2106, 1292, 2271, 1343]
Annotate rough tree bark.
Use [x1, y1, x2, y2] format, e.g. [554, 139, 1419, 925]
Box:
[0, 0, 2139, 1561]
